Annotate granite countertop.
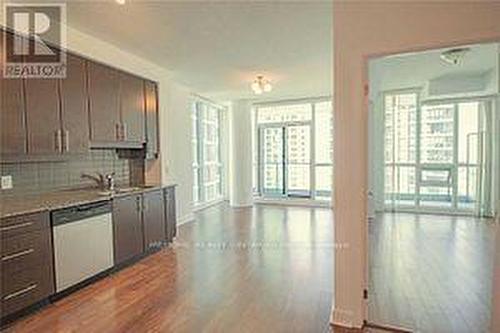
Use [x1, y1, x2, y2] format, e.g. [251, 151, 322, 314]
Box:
[0, 183, 176, 219]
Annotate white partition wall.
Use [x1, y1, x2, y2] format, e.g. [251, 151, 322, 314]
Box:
[228, 100, 253, 207]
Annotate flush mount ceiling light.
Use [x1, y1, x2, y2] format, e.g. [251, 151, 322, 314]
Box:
[440, 47, 470, 65]
[251, 75, 272, 95]
[115, 0, 126, 4]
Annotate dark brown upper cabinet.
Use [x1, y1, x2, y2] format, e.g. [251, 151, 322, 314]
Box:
[120, 73, 145, 143]
[59, 54, 89, 154]
[24, 77, 61, 155]
[1, 78, 26, 156]
[142, 190, 165, 250]
[1, 31, 27, 156]
[145, 80, 159, 159]
[87, 61, 122, 144]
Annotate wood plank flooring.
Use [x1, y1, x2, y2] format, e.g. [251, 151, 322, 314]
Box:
[4, 204, 335, 333]
[368, 212, 497, 333]
[4, 205, 496, 332]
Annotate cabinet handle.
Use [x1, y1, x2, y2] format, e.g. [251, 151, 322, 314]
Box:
[55, 129, 62, 153]
[122, 123, 127, 141]
[64, 130, 69, 152]
[2, 248, 34, 261]
[116, 123, 121, 141]
[136, 197, 141, 212]
[3, 284, 37, 301]
[0, 221, 33, 232]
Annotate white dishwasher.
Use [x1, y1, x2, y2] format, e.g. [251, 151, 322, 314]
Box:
[52, 201, 114, 292]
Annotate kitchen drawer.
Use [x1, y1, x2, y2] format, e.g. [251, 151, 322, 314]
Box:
[0, 211, 50, 239]
[1, 229, 53, 275]
[1, 259, 54, 317]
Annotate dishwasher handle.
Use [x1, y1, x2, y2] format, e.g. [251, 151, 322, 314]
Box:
[52, 201, 112, 226]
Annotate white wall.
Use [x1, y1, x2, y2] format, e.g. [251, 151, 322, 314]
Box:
[333, 2, 500, 329]
[163, 83, 194, 223]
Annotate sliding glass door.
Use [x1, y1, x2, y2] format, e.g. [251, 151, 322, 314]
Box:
[254, 100, 333, 201]
[260, 123, 312, 198]
[384, 92, 491, 214]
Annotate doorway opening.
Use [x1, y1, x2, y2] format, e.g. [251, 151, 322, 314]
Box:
[368, 41, 500, 332]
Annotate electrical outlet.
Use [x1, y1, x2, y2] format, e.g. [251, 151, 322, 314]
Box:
[1, 175, 13, 190]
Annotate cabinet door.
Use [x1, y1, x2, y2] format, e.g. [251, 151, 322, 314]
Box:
[1, 78, 26, 155]
[120, 73, 145, 143]
[88, 62, 121, 143]
[145, 80, 159, 158]
[0, 32, 27, 155]
[0, 212, 55, 317]
[164, 187, 177, 242]
[24, 78, 61, 154]
[142, 190, 165, 250]
[112, 194, 144, 264]
[59, 54, 89, 154]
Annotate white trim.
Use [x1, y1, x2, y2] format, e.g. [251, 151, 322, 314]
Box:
[193, 197, 225, 212]
[177, 213, 195, 226]
[254, 197, 332, 208]
[382, 206, 485, 217]
[252, 96, 332, 107]
[330, 307, 359, 329]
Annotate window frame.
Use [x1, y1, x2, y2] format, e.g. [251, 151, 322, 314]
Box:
[253, 97, 333, 201]
[192, 98, 225, 205]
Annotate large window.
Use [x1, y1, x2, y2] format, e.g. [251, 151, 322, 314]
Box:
[253, 99, 333, 201]
[384, 91, 492, 214]
[192, 100, 224, 205]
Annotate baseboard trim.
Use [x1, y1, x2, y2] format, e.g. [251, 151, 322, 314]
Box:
[329, 321, 413, 333]
[364, 321, 413, 333]
[330, 308, 358, 330]
[254, 198, 332, 208]
[178, 213, 195, 226]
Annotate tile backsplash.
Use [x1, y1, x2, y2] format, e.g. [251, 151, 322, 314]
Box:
[1, 150, 143, 196]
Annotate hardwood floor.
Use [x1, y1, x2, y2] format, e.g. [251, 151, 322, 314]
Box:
[4, 205, 496, 332]
[4, 203, 335, 333]
[368, 212, 497, 333]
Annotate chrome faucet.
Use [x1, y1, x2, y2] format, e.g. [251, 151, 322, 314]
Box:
[81, 172, 115, 191]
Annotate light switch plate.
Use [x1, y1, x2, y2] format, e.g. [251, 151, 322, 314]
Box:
[1, 175, 13, 189]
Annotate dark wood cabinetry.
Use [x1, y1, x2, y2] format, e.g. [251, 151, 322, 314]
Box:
[1, 29, 159, 157]
[24, 78, 61, 154]
[120, 74, 145, 143]
[0, 212, 55, 317]
[1, 31, 26, 155]
[112, 194, 144, 265]
[87, 62, 122, 143]
[145, 80, 159, 158]
[142, 190, 165, 250]
[164, 186, 177, 241]
[1, 78, 26, 155]
[59, 54, 89, 154]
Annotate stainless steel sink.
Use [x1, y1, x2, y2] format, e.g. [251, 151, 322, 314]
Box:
[97, 186, 155, 196]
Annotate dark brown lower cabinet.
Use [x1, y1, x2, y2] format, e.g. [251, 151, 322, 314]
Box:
[0, 212, 55, 317]
[142, 190, 165, 250]
[112, 194, 144, 265]
[164, 186, 177, 242]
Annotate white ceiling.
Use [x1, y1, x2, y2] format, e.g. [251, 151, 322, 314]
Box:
[369, 43, 499, 96]
[53, 0, 332, 102]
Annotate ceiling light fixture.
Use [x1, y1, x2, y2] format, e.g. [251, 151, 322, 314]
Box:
[251, 75, 272, 95]
[440, 47, 470, 65]
[116, 0, 126, 5]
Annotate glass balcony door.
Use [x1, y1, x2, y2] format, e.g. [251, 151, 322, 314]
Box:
[260, 123, 312, 198]
[384, 93, 489, 214]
